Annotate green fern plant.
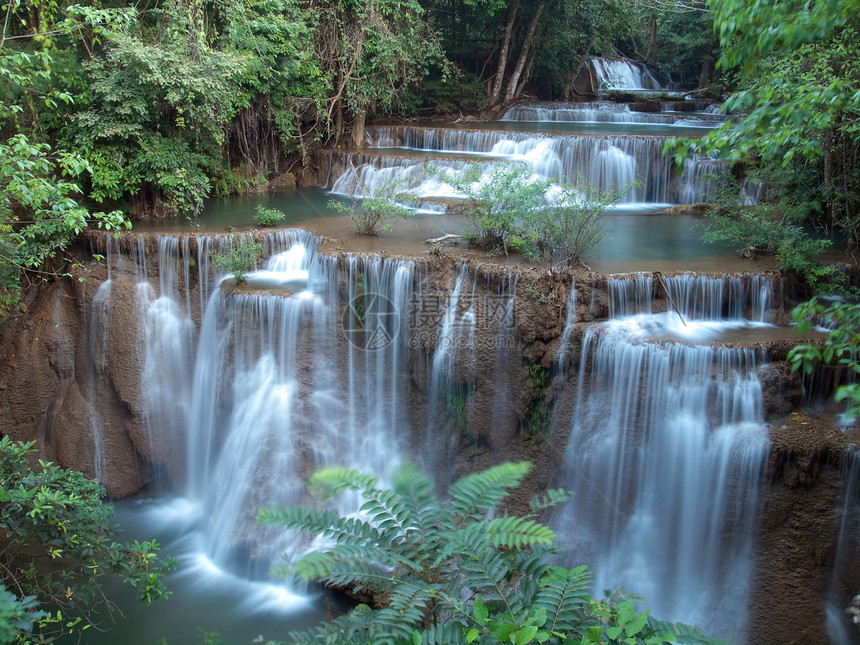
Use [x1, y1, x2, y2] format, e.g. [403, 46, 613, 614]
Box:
[258, 462, 724, 645]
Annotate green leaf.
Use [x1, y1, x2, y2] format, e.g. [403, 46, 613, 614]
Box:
[474, 598, 489, 626]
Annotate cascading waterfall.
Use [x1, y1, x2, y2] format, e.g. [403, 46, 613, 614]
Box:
[555, 276, 771, 642]
[137, 236, 197, 467]
[589, 58, 663, 91]
[335, 127, 675, 204]
[661, 273, 775, 322]
[557, 281, 577, 370]
[608, 274, 653, 318]
[501, 103, 725, 127]
[116, 229, 416, 604]
[85, 237, 113, 482]
[422, 265, 520, 477]
[182, 237, 418, 570]
[426, 265, 476, 455]
[678, 156, 727, 204]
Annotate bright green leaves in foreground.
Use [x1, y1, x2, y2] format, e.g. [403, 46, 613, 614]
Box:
[0, 437, 175, 643]
[258, 461, 724, 645]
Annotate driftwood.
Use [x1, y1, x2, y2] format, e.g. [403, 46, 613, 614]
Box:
[425, 234, 465, 244]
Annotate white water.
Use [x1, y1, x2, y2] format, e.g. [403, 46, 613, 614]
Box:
[333, 128, 675, 205]
[555, 312, 769, 642]
[501, 103, 723, 128]
[74, 228, 860, 644]
[827, 450, 860, 643]
[118, 230, 418, 609]
[590, 58, 664, 91]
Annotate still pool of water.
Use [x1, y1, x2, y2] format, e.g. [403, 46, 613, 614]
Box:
[131, 189, 749, 267]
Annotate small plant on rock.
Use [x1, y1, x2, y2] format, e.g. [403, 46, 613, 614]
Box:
[210, 234, 261, 285]
[329, 176, 417, 236]
[254, 205, 287, 227]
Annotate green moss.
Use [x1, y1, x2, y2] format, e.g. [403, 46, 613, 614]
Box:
[524, 362, 551, 436]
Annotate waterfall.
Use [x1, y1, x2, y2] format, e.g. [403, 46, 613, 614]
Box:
[678, 156, 727, 204]
[661, 273, 774, 322]
[182, 241, 417, 569]
[557, 281, 577, 370]
[556, 320, 769, 642]
[87, 280, 112, 482]
[501, 103, 724, 127]
[555, 272, 778, 640]
[610, 272, 776, 323]
[422, 265, 520, 476]
[138, 236, 196, 467]
[608, 274, 653, 318]
[590, 58, 663, 91]
[338, 128, 676, 204]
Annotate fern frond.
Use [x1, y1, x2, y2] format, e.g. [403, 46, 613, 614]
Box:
[532, 565, 591, 635]
[257, 507, 382, 546]
[390, 462, 441, 565]
[292, 552, 396, 592]
[308, 467, 380, 500]
[527, 488, 572, 516]
[485, 516, 556, 549]
[448, 461, 531, 522]
[301, 542, 422, 575]
[646, 618, 731, 645]
[419, 621, 467, 645]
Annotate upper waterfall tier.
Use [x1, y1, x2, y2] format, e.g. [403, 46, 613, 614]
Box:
[330, 125, 701, 205]
[589, 57, 665, 91]
[501, 102, 726, 127]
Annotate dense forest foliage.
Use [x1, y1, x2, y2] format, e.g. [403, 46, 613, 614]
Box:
[0, 0, 858, 296]
[0, 0, 713, 211]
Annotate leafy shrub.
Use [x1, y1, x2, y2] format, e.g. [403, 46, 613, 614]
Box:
[521, 182, 624, 267]
[258, 461, 723, 645]
[329, 177, 416, 236]
[255, 205, 287, 227]
[789, 298, 860, 419]
[210, 235, 262, 285]
[0, 438, 175, 642]
[432, 162, 552, 255]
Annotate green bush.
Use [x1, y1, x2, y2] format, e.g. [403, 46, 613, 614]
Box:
[210, 235, 262, 285]
[0, 438, 175, 642]
[521, 182, 624, 267]
[328, 177, 416, 236]
[789, 298, 860, 419]
[254, 205, 288, 227]
[432, 162, 552, 255]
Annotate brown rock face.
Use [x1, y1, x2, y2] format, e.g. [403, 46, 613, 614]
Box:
[750, 416, 859, 645]
[0, 265, 149, 497]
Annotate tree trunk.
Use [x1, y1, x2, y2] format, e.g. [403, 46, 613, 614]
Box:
[352, 111, 366, 149]
[489, 0, 520, 105]
[697, 57, 714, 90]
[513, 48, 537, 100]
[504, 0, 547, 104]
[646, 15, 658, 65]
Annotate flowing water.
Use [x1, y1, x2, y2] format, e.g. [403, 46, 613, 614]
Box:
[62, 94, 860, 644]
[555, 274, 773, 642]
